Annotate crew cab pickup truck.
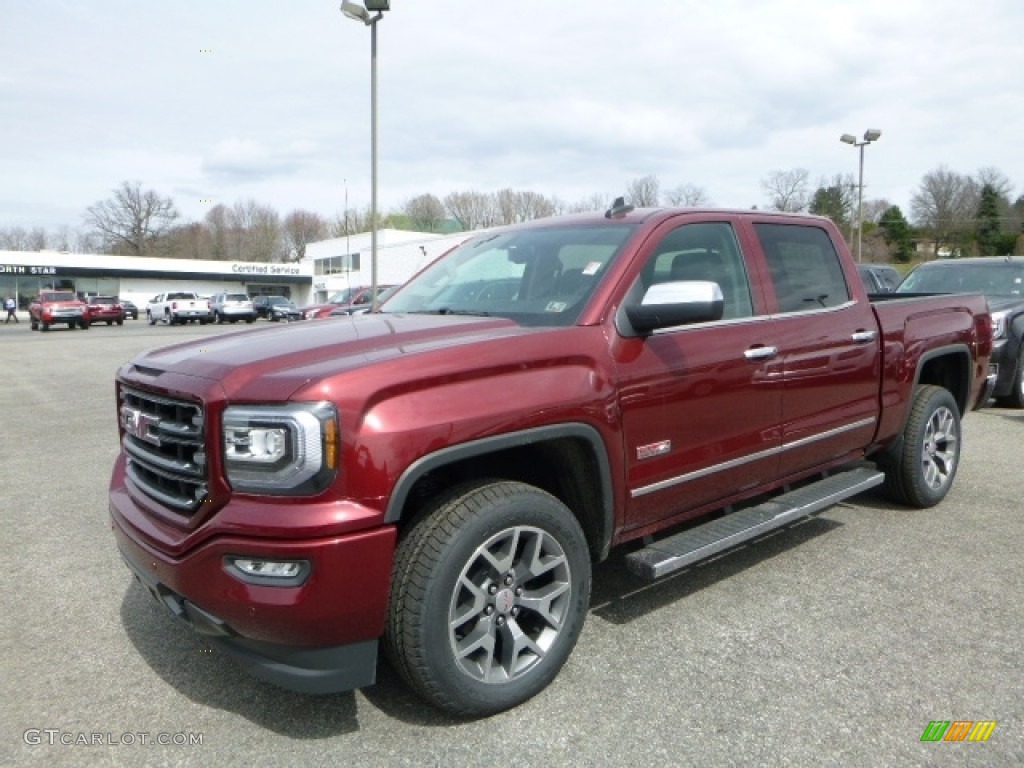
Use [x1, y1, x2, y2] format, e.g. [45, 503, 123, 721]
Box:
[109, 205, 992, 716]
[29, 290, 88, 331]
[146, 292, 212, 325]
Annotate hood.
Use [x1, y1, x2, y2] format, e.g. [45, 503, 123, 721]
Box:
[124, 313, 531, 401]
[985, 295, 1024, 314]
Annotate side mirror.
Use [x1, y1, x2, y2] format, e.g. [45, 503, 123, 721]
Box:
[625, 281, 724, 333]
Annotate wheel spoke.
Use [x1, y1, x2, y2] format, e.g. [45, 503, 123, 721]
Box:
[497, 618, 546, 679]
[449, 575, 488, 630]
[518, 580, 570, 629]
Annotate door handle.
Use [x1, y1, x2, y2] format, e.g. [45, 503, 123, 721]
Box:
[744, 345, 778, 361]
[851, 330, 877, 343]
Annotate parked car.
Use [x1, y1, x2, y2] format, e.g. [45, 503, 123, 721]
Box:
[336, 284, 402, 316]
[211, 292, 256, 324]
[121, 300, 139, 320]
[146, 292, 213, 325]
[28, 290, 88, 331]
[253, 295, 302, 322]
[301, 285, 395, 320]
[897, 256, 1024, 407]
[856, 263, 902, 293]
[84, 295, 124, 326]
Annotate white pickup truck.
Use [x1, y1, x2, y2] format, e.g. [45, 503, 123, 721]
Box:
[146, 292, 212, 325]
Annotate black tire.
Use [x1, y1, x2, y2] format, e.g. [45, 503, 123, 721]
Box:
[30, 319, 38, 331]
[106, 320, 112, 326]
[147, 311, 155, 326]
[245, 318, 254, 324]
[116, 319, 123, 326]
[881, 385, 961, 508]
[385, 480, 591, 717]
[215, 312, 223, 324]
[80, 320, 90, 329]
[40, 321, 49, 332]
[994, 350, 1024, 409]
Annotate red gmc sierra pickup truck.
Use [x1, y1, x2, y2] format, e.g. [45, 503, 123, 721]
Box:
[109, 204, 993, 716]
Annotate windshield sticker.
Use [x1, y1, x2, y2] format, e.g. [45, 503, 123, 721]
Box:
[582, 261, 602, 276]
[545, 301, 568, 313]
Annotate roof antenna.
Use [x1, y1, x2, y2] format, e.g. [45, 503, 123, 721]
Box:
[605, 196, 635, 219]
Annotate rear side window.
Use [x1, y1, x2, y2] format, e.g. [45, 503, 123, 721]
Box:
[754, 223, 851, 313]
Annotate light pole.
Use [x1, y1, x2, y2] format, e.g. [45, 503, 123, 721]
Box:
[839, 129, 881, 262]
[340, 1, 389, 310]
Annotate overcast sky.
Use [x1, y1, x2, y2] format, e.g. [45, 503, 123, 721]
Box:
[3, 0, 1022, 234]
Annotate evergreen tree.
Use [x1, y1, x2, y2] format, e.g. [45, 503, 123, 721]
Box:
[878, 205, 914, 263]
[974, 184, 1003, 255]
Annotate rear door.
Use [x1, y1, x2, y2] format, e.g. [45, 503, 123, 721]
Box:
[746, 220, 880, 478]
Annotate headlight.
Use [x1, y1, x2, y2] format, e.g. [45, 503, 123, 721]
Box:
[990, 310, 1007, 340]
[222, 403, 338, 494]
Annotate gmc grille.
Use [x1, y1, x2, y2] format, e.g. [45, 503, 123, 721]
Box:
[120, 387, 208, 514]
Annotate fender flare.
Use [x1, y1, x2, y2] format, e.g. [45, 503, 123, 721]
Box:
[384, 422, 616, 559]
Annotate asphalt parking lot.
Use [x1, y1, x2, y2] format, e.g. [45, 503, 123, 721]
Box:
[1, 318, 1021, 767]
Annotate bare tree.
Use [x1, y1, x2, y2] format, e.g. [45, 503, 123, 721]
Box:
[84, 180, 179, 255]
[626, 175, 660, 207]
[565, 193, 613, 214]
[404, 193, 446, 232]
[444, 190, 498, 231]
[283, 210, 327, 261]
[0, 226, 29, 250]
[664, 183, 712, 207]
[861, 199, 893, 225]
[204, 205, 231, 260]
[910, 165, 977, 255]
[761, 169, 810, 212]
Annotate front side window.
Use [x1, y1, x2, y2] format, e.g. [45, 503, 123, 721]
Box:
[382, 224, 637, 326]
[637, 221, 754, 320]
[755, 223, 851, 313]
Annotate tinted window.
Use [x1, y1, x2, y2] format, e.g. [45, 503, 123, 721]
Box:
[755, 223, 851, 312]
[641, 221, 754, 320]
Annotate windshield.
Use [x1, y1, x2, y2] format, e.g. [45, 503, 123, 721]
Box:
[327, 288, 359, 304]
[898, 261, 1024, 297]
[382, 223, 636, 325]
[45, 292, 77, 302]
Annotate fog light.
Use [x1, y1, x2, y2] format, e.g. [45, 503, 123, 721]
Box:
[226, 557, 310, 586]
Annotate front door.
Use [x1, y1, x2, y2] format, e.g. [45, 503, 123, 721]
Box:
[614, 218, 783, 533]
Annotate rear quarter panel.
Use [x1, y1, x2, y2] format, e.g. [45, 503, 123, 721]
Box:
[871, 293, 991, 442]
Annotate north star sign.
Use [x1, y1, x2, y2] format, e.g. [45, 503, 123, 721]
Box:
[0, 264, 57, 275]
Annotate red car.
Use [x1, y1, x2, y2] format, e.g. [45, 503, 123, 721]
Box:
[85, 295, 124, 326]
[300, 285, 394, 320]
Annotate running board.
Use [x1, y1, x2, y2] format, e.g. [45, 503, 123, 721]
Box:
[624, 467, 884, 581]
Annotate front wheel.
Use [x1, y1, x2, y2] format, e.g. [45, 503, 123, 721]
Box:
[386, 480, 591, 717]
[881, 385, 961, 508]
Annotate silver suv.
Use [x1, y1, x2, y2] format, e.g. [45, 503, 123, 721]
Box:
[211, 292, 256, 324]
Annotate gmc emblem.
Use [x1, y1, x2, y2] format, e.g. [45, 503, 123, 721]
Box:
[120, 405, 162, 447]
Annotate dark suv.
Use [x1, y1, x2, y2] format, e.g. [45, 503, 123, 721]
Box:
[253, 295, 301, 322]
[857, 263, 902, 293]
[898, 256, 1024, 407]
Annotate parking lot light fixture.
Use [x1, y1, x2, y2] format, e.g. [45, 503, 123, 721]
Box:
[839, 129, 882, 262]
[340, 1, 389, 311]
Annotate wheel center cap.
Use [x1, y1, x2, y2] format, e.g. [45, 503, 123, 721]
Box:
[495, 588, 515, 614]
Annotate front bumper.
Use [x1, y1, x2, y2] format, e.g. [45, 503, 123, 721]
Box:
[110, 497, 397, 694]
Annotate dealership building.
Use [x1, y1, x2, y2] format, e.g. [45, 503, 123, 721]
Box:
[0, 228, 475, 312]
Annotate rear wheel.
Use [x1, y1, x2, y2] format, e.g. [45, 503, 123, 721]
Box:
[386, 480, 591, 716]
[995, 350, 1024, 409]
[881, 385, 961, 508]
[79, 319, 90, 329]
